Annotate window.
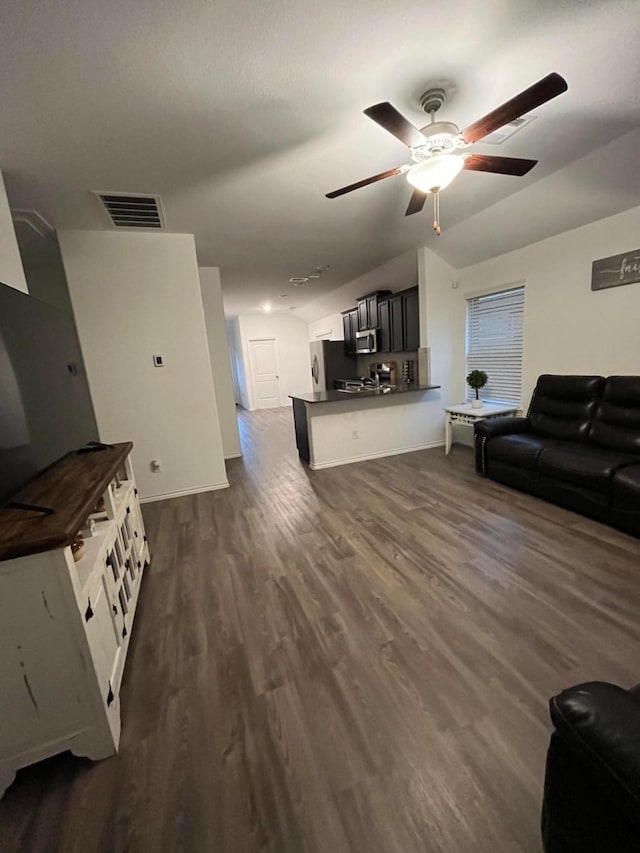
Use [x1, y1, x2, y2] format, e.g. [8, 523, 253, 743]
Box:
[465, 285, 524, 405]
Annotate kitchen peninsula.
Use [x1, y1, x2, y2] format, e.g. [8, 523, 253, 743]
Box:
[291, 383, 441, 469]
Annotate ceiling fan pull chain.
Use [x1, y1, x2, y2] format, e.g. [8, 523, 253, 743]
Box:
[433, 191, 442, 236]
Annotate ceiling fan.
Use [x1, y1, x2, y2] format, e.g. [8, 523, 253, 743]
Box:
[326, 72, 568, 234]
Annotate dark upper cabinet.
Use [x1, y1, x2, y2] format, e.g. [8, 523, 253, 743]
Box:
[402, 287, 420, 350]
[350, 310, 358, 352]
[357, 300, 369, 332]
[376, 286, 420, 353]
[366, 295, 378, 328]
[342, 311, 351, 348]
[389, 294, 403, 352]
[342, 309, 358, 354]
[378, 299, 390, 352]
[355, 291, 389, 331]
[349, 310, 357, 353]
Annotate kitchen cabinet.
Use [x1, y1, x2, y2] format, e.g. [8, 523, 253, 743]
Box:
[378, 299, 390, 352]
[342, 311, 351, 347]
[402, 287, 420, 350]
[342, 309, 357, 354]
[357, 300, 369, 332]
[377, 286, 420, 353]
[389, 294, 403, 352]
[355, 291, 390, 331]
[366, 295, 378, 327]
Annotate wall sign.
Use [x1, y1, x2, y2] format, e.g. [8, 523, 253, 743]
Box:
[591, 248, 640, 291]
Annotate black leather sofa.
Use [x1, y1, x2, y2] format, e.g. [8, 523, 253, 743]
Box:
[474, 375, 640, 537]
[542, 681, 640, 852]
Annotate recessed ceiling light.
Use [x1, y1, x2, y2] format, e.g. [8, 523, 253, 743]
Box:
[289, 277, 308, 284]
[279, 293, 289, 298]
[307, 273, 321, 279]
[263, 302, 272, 313]
[316, 265, 330, 271]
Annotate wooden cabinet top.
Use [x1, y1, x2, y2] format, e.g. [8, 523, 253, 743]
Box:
[0, 442, 133, 561]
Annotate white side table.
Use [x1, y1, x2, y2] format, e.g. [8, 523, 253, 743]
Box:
[444, 402, 519, 455]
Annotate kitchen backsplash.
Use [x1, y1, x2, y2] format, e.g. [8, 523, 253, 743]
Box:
[356, 351, 418, 381]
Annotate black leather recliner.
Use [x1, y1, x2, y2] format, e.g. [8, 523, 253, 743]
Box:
[474, 375, 640, 537]
[542, 682, 640, 852]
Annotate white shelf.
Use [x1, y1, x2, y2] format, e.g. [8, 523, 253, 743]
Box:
[73, 520, 116, 594]
[112, 480, 134, 520]
[0, 449, 150, 799]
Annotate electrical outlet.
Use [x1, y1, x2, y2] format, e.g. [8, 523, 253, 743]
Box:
[351, 429, 358, 440]
[150, 459, 161, 473]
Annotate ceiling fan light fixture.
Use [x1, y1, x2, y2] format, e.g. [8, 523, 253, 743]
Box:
[406, 154, 463, 194]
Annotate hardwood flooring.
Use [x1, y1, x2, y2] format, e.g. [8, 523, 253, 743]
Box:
[2, 406, 640, 852]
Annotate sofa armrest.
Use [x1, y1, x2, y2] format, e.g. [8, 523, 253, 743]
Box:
[474, 416, 530, 439]
[550, 682, 640, 807]
[474, 417, 530, 474]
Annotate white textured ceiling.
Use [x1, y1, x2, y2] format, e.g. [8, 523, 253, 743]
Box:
[1, 0, 639, 320]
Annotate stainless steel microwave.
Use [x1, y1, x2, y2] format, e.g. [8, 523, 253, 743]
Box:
[355, 329, 378, 354]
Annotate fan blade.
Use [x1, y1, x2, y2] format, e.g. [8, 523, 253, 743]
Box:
[405, 189, 427, 216]
[364, 102, 426, 148]
[326, 167, 403, 199]
[461, 72, 568, 144]
[463, 154, 537, 176]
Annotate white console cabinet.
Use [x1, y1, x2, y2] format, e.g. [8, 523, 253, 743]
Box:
[0, 443, 149, 798]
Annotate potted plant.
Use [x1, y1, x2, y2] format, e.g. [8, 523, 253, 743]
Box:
[466, 369, 488, 408]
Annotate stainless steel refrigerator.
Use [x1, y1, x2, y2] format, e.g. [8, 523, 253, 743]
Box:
[309, 341, 357, 391]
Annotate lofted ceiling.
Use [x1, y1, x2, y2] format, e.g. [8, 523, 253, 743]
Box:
[1, 0, 639, 320]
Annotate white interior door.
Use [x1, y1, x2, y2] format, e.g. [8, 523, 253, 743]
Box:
[248, 338, 281, 409]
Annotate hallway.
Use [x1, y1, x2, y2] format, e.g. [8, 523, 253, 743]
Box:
[2, 407, 640, 852]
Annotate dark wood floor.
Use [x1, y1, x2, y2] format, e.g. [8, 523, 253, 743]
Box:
[3, 406, 640, 853]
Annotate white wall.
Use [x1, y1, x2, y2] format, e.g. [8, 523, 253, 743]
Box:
[460, 205, 640, 407]
[0, 171, 27, 293]
[59, 230, 228, 501]
[307, 313, 344, 342]
[420, 204, 640, 446]
[199, 267, 241, 459]
[232, 313, 312, 409]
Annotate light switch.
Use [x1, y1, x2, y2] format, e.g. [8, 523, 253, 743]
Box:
[153, 355, 164, 367]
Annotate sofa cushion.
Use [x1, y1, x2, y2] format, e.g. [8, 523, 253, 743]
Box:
[539, 444, 637, 494]
[529, 374, 604, 442]
[612, 465, 640, 510]
[590, 376, 640, 455]
[488, 433, 559, 471]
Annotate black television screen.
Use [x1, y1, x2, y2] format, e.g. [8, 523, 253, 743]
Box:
[0, 282, 98, 505]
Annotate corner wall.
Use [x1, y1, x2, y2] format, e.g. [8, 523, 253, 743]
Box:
[59, 230, 228, 501]
[419, 204, 640, 447]
[199, 267, 242, 459]
[458, 204, 640, 408]
[0, 171, 27, 293]
[307, 313, 344, 342]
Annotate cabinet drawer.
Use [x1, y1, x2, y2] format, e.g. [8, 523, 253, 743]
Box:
[84, 573, 121, 699]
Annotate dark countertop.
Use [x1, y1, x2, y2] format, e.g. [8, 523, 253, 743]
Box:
[289, 384, 441, 405]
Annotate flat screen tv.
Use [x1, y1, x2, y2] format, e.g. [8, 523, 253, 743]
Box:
[0, 282, 99, 505]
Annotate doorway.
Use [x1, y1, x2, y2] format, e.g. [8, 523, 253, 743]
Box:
[248, 338, 281, 409]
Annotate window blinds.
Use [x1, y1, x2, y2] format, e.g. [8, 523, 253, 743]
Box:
[465, 286, 524, 405]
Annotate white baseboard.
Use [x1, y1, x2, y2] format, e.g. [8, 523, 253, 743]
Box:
[139, 481, 230, 503]
[224, 452, 243, 460]
[309, 440, 445, 470]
